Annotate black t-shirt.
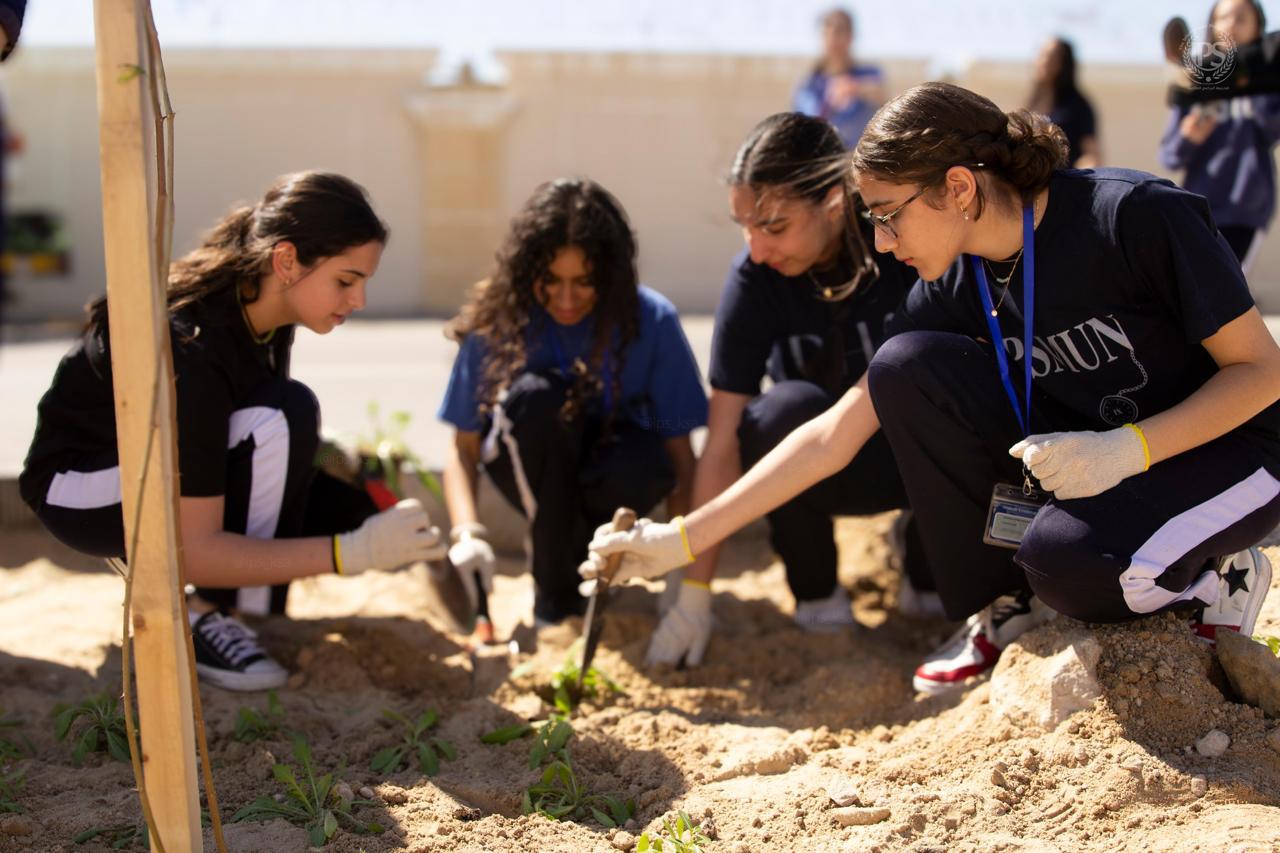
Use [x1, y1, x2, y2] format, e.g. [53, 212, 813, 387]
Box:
[710, 244, 916, 397]
[20, 289, 294, 505]
[887, 168, 1280, 443]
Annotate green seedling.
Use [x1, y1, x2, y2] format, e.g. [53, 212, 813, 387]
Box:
[370, 708, 455, 777]
[0, 768, 24, 814]
[53, 693, 131, 766]
[516, 715, 634, 827]
[1254, 634, 1280, 656]
[234, 689, 287, 743]
[0, 711, 33, 763]
[544, 652, 623, 716]
[479, 723, 534, 745]
[359, 403, 443, 502]
[74, 823, 148, 849]
[233, 736, 383, 847]
[637, 811, 713, 852]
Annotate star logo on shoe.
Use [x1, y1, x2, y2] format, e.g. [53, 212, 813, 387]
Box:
[1224, 564, 1251, 597]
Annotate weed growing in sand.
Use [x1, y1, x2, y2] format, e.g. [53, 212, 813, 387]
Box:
[73, 823, 148, 848]
[1255, 634, 1280, 656]
[0, 768, 24, 814]
[637, 811, 713, 852]
[483, 715, 635, 827]
[0, 711, 32, 763]
[53, 693, 131, 766]
[233, 735, 383, 846]
[370, 708, 455, 777]
[233, 689, 287, 743]
[534, 649, 623, 715]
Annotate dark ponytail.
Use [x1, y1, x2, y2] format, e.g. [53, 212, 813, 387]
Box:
[851, 82, 1067, 220]
[729, 112, 876, 301]
[86, 171, 388, 332]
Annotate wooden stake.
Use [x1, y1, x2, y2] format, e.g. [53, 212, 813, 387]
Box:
[93, 1, 201, 849]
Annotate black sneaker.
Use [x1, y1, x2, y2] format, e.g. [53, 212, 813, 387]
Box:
[190, 611, 289, 692]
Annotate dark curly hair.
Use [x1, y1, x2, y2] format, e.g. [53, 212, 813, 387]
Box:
[446, 177, 640, 424]
[851, 82, 1067, 220]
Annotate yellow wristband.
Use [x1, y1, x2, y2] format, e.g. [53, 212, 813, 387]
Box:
[332, 535, 345, 576]
[682, 578, 711, 591]
[672, 515, 696, 563]
[1123, 423, 1151, 471]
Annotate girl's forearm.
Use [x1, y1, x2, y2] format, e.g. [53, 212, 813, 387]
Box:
[685, 377, 879, 554]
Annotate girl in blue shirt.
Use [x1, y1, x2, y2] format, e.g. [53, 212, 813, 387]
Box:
[438, 178, 708, 627]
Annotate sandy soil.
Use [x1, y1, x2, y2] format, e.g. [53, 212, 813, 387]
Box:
[1, 514, 1278, 853]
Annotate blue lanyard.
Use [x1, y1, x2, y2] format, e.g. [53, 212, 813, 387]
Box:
[544, 322, 613, 414]
[969, 205, 1035, 437]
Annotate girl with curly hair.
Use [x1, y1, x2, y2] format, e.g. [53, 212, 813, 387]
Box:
[438, 178, 707, 627]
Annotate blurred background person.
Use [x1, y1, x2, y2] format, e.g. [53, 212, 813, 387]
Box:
[791, 7, 884, 149]
[1027, 37, 1101, 169]
[0, 0, 25, 350]
[1160, 0, 1280, 272]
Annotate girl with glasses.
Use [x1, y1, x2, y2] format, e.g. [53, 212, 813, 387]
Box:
[438, 178, 707, 628]
[586, 83, 1280, 697]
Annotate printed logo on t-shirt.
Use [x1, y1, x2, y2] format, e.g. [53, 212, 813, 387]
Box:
[999, 313, 1150, 426]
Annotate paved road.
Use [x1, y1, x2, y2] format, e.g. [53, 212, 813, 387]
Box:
[5, 314, 1280, 478]
[0, 317, 717, 477]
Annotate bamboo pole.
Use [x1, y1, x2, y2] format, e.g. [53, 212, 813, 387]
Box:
[92, 1, 201, 849]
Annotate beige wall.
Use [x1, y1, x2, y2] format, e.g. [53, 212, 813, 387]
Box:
[2, 47, 1277, 322]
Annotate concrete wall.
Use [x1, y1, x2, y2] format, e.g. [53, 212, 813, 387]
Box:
[1, 46, 1275, 322]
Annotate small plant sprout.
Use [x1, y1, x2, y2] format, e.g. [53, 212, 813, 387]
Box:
[232, 735, 383, 847]
[478, 722, 534, 745]
[233, 689, 287, 743]
[73, 823, 147, 849]
[370, 708, 455, 777]
[637, 811, 714, 852]
[505, 715, 634, 827]
[541, 644, 623, 715]
[0, 710, 32, 763]
[0, 768, 24, 815]
[53, 693, 132, 766]
[359, 403, 443, 502]
[1254, 634, 1280, 656]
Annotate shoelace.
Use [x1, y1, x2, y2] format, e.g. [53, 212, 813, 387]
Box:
[199, 616, 264, 667]
[981, 592, 1033, 643]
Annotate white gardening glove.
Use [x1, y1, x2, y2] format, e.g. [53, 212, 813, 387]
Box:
[578, 516, 695, 584]
[645, 580, 712, 667]
[448, 523, 495, 610]
[1009, 426, 1149, 501]
[335, 498, 447, 575]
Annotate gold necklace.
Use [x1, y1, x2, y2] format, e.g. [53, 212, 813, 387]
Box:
[237, 289, 276, 345]
[983, 248, 1023, 317]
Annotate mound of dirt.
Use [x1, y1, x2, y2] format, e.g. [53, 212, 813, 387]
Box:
[0, 516, 1277, 852]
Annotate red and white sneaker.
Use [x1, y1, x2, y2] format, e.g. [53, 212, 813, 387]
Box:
[912, 590, 1054, 695]
[1190, 547, 1272, 644]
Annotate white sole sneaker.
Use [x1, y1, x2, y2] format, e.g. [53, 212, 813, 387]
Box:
[1192, 547, 1272, 643]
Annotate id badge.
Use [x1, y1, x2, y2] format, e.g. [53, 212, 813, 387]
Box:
[983, 483, 1047, 550]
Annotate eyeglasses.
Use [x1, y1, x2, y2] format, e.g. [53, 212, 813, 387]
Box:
[861, 186, 926, 240]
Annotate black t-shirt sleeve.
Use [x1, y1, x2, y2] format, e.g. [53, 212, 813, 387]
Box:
[708, 255, 780, 395]
[883, 270, 977, 339]
[1119, 180, 1255, 344]
[171, 333, 235, 497]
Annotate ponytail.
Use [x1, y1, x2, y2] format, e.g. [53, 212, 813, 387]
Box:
[852, 82, 1067, 220]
